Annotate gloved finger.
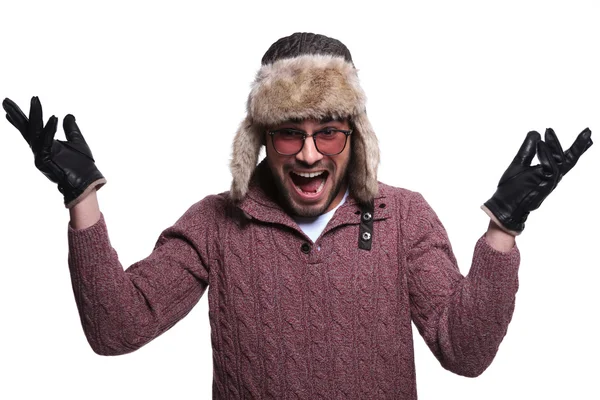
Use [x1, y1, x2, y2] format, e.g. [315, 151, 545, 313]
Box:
[63, 114, 86, 144]
[63, 114, 94, 159]
[537, 141, 560, 183]
[3, 98, 30, 140]
[28, 97, 44, 147]
[564, 128, 593, 172]
[544, 128, 565, 167]
[513, 130, 541, 166]
[39, 116, 58, 157]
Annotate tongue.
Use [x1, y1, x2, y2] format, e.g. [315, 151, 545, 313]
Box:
[294, 175, 324, 193]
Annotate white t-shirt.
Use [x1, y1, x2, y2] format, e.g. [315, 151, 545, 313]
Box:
[293, 189, 349, 243]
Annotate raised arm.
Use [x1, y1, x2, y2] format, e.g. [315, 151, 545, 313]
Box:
[408, 127, 593, 377]
[67, 199, 212, 355]
[405, 192, 520, 378]
[3, 97, 212, 355]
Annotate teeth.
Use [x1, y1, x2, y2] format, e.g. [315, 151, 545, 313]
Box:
[316, 179, 325, 193]
[293, 171, 324, 178]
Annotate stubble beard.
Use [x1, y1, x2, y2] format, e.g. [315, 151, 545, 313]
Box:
[270, 162, 349, 218]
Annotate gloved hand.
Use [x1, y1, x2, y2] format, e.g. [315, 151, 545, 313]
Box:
[482, 128, 593, 235]
[3, 96, 106, 208]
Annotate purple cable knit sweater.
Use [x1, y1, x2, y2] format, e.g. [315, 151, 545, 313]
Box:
[67, 168, 520, 399]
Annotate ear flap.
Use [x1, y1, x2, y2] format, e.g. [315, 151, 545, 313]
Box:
[349, 112, 380, 204]
[230, 116, 264, 202]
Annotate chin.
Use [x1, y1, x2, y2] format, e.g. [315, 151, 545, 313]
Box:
[288, 200, 331, 218]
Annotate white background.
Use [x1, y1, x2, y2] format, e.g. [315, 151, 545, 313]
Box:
[1, 1, 598, 399]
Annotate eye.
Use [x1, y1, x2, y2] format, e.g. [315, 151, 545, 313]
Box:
[316, 128, 338, 139]
[275, 129, 303, 140]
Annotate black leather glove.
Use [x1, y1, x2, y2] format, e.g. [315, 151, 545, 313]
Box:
[3, 96, 106, 208]
[482, 128, 593, 235]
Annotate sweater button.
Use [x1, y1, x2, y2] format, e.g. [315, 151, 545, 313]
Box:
[301, 242, 311, 254]
[362, 212, 372, 222]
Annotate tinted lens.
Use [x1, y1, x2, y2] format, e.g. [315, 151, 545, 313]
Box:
[271, 129, 349, 155]
[272, 130, 304, 155]
[315, 130, 347, 155]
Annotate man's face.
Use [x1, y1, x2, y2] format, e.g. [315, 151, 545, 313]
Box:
[266, 118, 352, 218]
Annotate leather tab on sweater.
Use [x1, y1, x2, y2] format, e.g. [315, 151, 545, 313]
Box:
[358, 202, 374, 250]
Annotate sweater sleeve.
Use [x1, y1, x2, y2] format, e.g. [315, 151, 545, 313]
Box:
[405, 192, 520, 377]
[67, 197, 220, 356]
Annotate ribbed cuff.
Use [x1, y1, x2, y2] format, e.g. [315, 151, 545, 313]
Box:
[468, 235, 520, 285]
[67, 212, 114, 267]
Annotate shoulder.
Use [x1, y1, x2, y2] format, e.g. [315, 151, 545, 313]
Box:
[173, 191, 238, 229]
[376, 182, 427, 209]
[376, 182, 439, 223]
[377, 181, 417, 199]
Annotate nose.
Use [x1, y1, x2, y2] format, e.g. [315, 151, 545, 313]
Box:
[295, 134, 323, 165]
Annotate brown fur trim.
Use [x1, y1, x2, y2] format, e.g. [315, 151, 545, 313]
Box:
[349, 112, 379, 203]
[248, 55, 365, 125]
[230, 55, 380, 203]
[230, 116, 263, 201]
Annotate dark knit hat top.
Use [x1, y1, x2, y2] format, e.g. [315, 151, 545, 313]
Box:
[261, 32, 354, 66]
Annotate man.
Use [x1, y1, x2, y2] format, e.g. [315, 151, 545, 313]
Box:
[3, 32, 593, 399]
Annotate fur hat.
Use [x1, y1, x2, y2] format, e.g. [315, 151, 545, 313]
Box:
[230, 32, 380, 204]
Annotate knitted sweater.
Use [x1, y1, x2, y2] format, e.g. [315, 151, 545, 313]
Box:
[67, 169, 520, 400]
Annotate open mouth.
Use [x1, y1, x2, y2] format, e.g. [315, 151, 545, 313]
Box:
[289, 170, 329, 196]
